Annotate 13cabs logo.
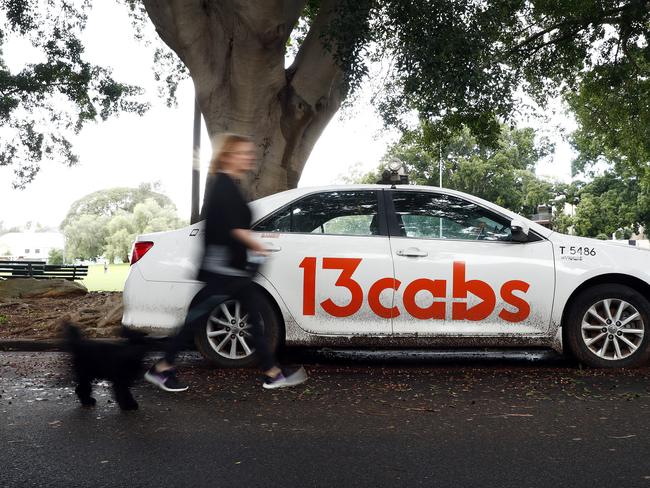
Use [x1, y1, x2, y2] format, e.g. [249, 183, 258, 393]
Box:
[299, 257, 531, 322]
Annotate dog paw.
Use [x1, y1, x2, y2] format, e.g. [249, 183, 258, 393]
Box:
[119, 401, 139, 411]
[80, 397, 97, 407]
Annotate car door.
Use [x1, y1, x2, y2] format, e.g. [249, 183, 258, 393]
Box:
[386, 189, 555, 337]
[252, 189, 395, 336]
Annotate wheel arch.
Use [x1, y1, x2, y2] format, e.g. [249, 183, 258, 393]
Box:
[561, 273, 650, 345]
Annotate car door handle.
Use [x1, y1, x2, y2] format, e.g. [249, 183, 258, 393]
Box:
[396, 248, 428, 257]
[263, 243, 282, 252]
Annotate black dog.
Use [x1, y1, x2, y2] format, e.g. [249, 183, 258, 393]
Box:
[63, 321, 148, 411]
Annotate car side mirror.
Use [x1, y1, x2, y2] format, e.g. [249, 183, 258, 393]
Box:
[511, 219, 529, 242]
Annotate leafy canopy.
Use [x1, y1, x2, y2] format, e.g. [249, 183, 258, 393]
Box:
[0, 0, 148, 188]
[324, 1, 650, 145]
[3, 1, 650, 193]
[60, 182, 172, 229]
[63, 213, 109, 261]
[63, 190, 185, 262]
[572, 172, 644, 238]
[103, 197, 184, 262]
[47, 247, 64, 265]
[356, 123, 557, 217]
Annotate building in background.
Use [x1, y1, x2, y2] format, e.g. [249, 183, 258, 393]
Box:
[0, 232, 64, 261]
[531, 200, 577, 233]
[530, 204, 553, 228]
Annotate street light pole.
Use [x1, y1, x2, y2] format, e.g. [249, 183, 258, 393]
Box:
[439, 143, 443, 239]
[190, 97, 201, 224]
[439, 143, 443, 188]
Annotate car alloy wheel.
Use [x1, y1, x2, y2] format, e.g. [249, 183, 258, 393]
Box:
[206, 299, 257, 360]
[580, 298, 644, 361]
[194, 287, 281, 368]
[566, 284, 650, 368]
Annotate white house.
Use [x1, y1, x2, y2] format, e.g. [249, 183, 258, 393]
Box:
[0, 232, 65, 261]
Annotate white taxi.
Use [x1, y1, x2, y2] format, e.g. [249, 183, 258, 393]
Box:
[122, 184, 650, 368]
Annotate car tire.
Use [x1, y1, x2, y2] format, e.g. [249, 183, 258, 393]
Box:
[194, 289, 281, 368]
[565, 284, 650, 368]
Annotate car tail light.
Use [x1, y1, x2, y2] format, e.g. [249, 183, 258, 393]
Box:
[130, 241, 154, 265]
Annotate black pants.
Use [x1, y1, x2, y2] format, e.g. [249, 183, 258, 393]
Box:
[163, 274, 275, 371]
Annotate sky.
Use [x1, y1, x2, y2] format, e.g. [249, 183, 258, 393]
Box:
[0, 3, 575, 230]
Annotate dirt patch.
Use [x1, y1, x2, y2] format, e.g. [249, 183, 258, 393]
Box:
[0, 292, 123, 339]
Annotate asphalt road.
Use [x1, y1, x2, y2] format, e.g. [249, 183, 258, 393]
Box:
[2, 351, 650, 488]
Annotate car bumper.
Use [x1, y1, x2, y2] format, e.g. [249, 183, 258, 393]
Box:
[122, 264, 202, 334]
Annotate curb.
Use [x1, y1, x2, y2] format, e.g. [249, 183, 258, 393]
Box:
[0, 337, 169, 352]
[0, 339, 66, 351]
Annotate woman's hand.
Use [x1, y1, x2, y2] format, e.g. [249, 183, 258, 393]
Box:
[231, 228, 269, 255]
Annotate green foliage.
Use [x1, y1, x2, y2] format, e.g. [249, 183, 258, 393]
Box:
[63, 213, 110, 261]
[564, 1, 650, 203]
[572, 172, 641, 238]
[62, 186, 185, 262]
[60, 182, 172, 229]
[0, 0, 149, 188]
[120, 0, 188, 107]
[5, 1, 650, 200]
[104, 225, 134, 264]
[63, 195, 184, 263]
[104, 198, 185, 263]
[0, 314, 7, 326]
[551, 212, 574, 235]
[286, 0, 321, 57]
[47, 248, 64, 265]
[367, 124, 557, 217]
[568, 60, 650, 235]
[361, 1, 521, 142]
[117, 1, 650, 154]
[319, 1, 650, 148]
[362, 123, 646, 238]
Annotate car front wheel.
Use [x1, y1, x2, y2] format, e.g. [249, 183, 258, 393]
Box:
[565, 284, 650, 368]
[194, 291, 281, 368]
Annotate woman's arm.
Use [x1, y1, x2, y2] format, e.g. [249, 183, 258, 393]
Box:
[231, 228, 268, 254]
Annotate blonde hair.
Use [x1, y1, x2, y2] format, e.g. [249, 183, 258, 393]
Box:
[208, 133, 253, 174]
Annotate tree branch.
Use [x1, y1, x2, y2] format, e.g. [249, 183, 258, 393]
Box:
[511, 4, 633, 55]
[278, 0, 373, 182]
[523, 25, 586, 56]
[236, 0, 306, 49]
[142, 0, 183, 55]
[287, 0, 347, 107]
[275, 0, 350, 182]
[143, 0, 211, 72]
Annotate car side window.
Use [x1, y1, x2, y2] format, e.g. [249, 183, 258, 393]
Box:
[254, 207, 292, 232]
[391, 191, 513, 241]
[254, 191, 380, 236]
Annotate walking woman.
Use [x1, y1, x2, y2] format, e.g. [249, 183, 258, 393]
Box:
[145, 133, 307, 391]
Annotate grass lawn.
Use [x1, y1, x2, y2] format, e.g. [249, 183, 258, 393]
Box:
[81, 263, 130, 292]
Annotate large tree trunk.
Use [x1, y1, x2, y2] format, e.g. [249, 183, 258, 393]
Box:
[143, 0, 353, 199]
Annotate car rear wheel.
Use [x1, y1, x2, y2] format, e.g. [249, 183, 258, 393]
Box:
[565, 284, 650, 368]
[194, 290, 281, 368]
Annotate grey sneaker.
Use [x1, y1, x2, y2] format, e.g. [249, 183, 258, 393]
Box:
[144, 366, 189, 392]
[262, 366, 308, 390]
